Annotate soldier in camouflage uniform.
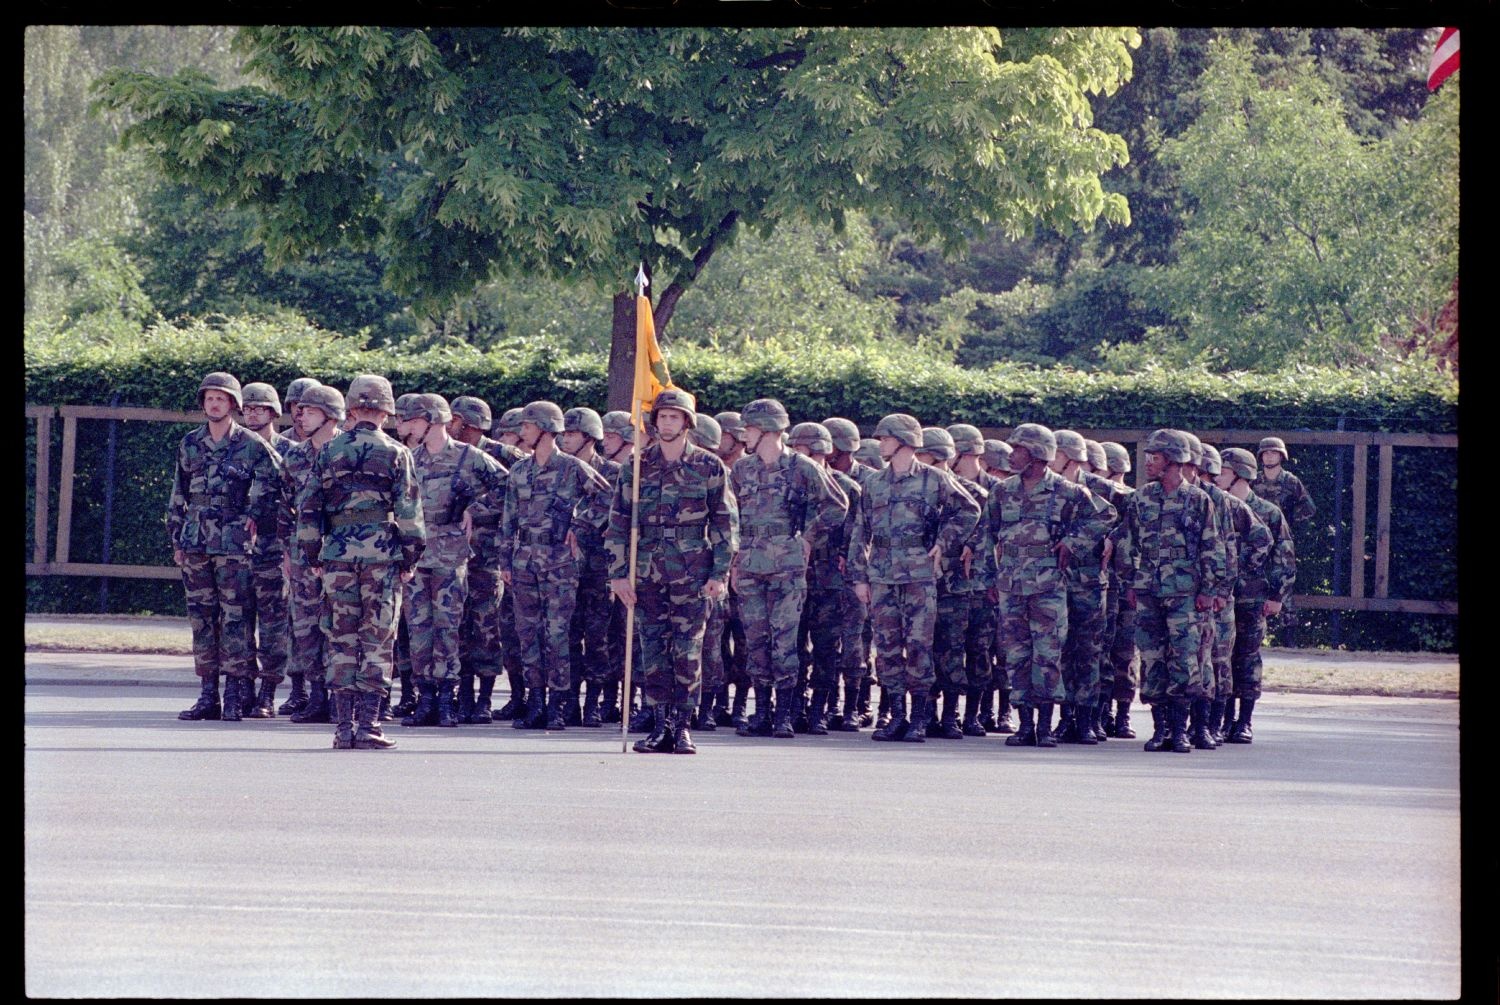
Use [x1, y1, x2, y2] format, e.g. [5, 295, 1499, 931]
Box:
[600, 410, 636, 723]
[282, 377, 321, 445]
[607, 389, 738, 754]
[1251, 435, 1315, 645]
[948, 424, 1004, 737]
[848, 414, 979, 744]
[279, 384, 341, 720]
[170, 372, 286, 723]
[1114, 429, 1226, 754]
[820, 417, 875, 731]
[236, 382, 296, 718]
[561, 406, 619, 727]
[298, 374, 425, 750]
[383, 394, 425, 718]
[686, 413, 731, 731]
[729, 399, 848, 739]
[1218, 448, 1296, 744]
[1098, 441, 1140, 738]
[500, 401, 612, 731]
[980, 438, 1015, 733]
[988, 424, 1110, 748]
[1049, 429, 1120, 745]
[394, 394, 507, 729]
[712, 411, 751, 727]
[850, 436, 886, 726]
[474, 405, 532, 720]
[787, 421, 863, 734]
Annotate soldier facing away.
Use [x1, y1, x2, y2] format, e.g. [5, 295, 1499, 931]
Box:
[238, 382, 296, 718]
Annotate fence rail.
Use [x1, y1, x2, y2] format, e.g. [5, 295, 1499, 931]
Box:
[26, 405, 1457, 616]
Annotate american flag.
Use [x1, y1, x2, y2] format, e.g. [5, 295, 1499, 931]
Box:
[1428, 28, 1459, 91]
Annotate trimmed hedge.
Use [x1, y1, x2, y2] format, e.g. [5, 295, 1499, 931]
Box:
[26, 318, 1458, 651]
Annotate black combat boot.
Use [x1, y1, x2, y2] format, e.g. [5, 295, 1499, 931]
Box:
[578, 680, 601, 727]
[792, 688, 810, 734]
[994, 689, 1015, 734]
[857, 679, 874, 727]
[633, 705, 674, 753]
[938, 689, 963, 739]
[456, 674, 476, 724]
[874, 688, 893, 731]
[962, 688, 987, 737]
[714, 684, 735, 728]
[901, 691, 930, 743]
[546, 688, 570, 731]
[1005, 705, 1036, 746]
[1094, 696, 1112, 741]
[806, 688, 830, 735]
[839, 684, 862, 732]
[771, 687, 796, 739]
[402, 680, 436, 727]
[391, 670, 417, 718]
[826, 682, 845, 731]
[979, 687, 998, 733]
[1054, 702, 1077, 743]
[240, 676, 259, 718]
[1207, 698, 1228, 746]
[673, 704, 698, 754]
[354, 692, 397, 749]
[1169, 701, 1193, 753]
[628, 684, 654, 733]
[1114, 700, 1136, 739]
[472, 676, 496, 724]
[436, 680, 459, 728]
[694, 689, 718, 731]
[377, 690, 393, 722]
[601, 680, 622, 724]
[1076, 702, 1098, 745]
[247, 678, 277, 718]
[1227, 698, 1255, 743]
[291, 678, 331, 723]
[515, 686, 548, 730]
[871, 689, 907, 742]
[566, 682, 583, 726]
[1190, 699, 1215, 749]
[1217, 696, 1236, 741]
[736, 685, 770, 737]
[331, 691, 356, 749]
[277, 672, 307, 716]
[220, 676, 244, 722]
[1035, 703, 1058, 748]
[1142, 704, 1169, 751]
[179, 673, 222, 721]
[496, 671, 527, 720]
[924, 692, 943, 738]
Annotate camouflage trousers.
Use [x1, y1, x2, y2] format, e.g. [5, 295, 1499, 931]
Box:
[722, 595, 750, 689]
[734, 571, 808, 691]
[869, 580, 937, 694]
[510, 560, 579, 692]
[805, 587, 842, 692]
[288, 559, 326, 683]
[1211, 602, 1236, 700]
[1000, 588, 1067, 705]
[499, 588, 524, 681]
[180, 552, 255, 680]
[1103, 580, 1139, 703]
[634, 576, 710, 710]
[1196, 607, 1217, 699]
[247, 556, 290, 684]
[1232, 601, 1267, 701]
[460, 562, 502, 680]
[701, 596, 729, 697]
[409, 563, 468, 682]
[934, 590, 992, 693]
[1136, 593, 1207, 704]
[569, 568, 612, 687]
[322, 560, 401, 695]
[395, 603, 412, 680]
[1062, 583, 1108, 706]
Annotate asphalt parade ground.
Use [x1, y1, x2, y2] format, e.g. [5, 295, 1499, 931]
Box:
[24, 651, 1461, 998]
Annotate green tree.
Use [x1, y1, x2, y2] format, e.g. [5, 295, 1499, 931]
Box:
[93, 26, 1138, 405]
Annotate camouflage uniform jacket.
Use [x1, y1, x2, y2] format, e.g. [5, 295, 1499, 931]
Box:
[1251, 468, 1316, 523]
[1203, 481, 1272, 603]
[464, 436, 523, 558]
[1068, 470, 1125, 589]
[166, 421, 284, 557]
[573, 451, 623, 554]
[1243, 492, 1296, 604]
[730, 447, 848, 576]
[1116, 478, 1225, 599]
[296, 421, 425, 569]
[941, 471, 992, 595]
[499, 449, 611, 576]
[414, 438, 508, 570]
[606, 440, 738, 584]
[247, 427, 298, 560]
[847, 459, 980, 586]
[987, 467, 1110, 597]
[808, 465, 863, 592]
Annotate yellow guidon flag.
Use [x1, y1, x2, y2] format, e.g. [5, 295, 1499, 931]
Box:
[631, 289, 687, 429]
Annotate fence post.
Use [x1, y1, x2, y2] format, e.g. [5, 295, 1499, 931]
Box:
[98, 392, 122, 612]
[54, 413, 78, 565]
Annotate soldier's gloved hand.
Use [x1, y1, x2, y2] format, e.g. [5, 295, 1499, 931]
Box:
[610, 577, 636, 607]
[1264, 599, 1283, 617]
[854, 583, 871, 606]
[927, 544, 943, 577]
[703, 578, 727, 601]
[1194, 593, 1213, 612]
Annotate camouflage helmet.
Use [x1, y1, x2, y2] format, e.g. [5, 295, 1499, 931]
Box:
[1181, 432, 1204, 468]
[1258, 436, 1290, 463]
[1085, 439, 1107, 473]
[1143, 428, 1192, 464]
[650, 388, 698, 430]
[1054, 429, 1088, 464]
[983, 438, 1013, 473]
[689, 412, 722, 451]
[872, 413, 922, 448]
[741, 398, 790, 432]
[394, 393, 424, 422]
[1221, 447, 1258, 481]
[947, 423, 985, 457]
[415, 393, 452, 425]
[1102, 441, 1131, 474]
[497, 407, 525, 436]
[822, 417, 861, 453]
[602, 410, 635, 444]
[1200, 443, 1224, 476]
[714, 412, 745, 439]
[299, 384, 345, 423]
[520, 400, 565, 434]
[197, 371, 242, 410]
[450, 395, 493, 431]
[918, 426, 956, 463]
[1007, 423, 1056, 464]
[787, 421, 833, 455]
[347, 374, 396, 414]
[563, 406, 605, 441]
[854, 438, 883, 467]
[240, 382, 282, 415]
[285, 377, 321, 408]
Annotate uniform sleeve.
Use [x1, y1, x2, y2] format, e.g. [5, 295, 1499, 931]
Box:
[296, 448, 327, 566]
[1117, 492, 1145, 590]
[604, 462, 635, 582]
[1267, 506, 1297, 603]
[1196, 494, 1225, 598]
[463, 449, 508, 518]
[707, 459, 738, 582]
[393, 446, 425, 570]
[165, 437, 189, 547]
[800, 458, 848, 552]
[1289, 474, 1317, 523]
[1061, 482, 1114, 562]
[845, 483, 872, 585]
[1239, 505, 1273, 597]
[245, 438, 284, 542]
[566, 461, 613, 537]
[934, 470, 980, 556]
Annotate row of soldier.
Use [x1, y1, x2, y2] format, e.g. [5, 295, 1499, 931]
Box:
[167, 370, 1303, 754]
